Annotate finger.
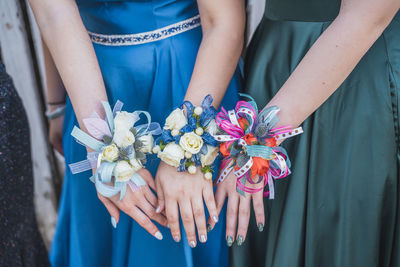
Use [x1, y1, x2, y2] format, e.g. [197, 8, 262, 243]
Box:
[140, 169, 156, 191]
[129, 206, 163, 240]
[155, 176, 165, 213]
[143, 186, 158, 208]
[225, 194, 239, 247]
[206, 185, 226, 231]
[236, 195, 251, 246]
[252, 188, 265, 232]
[137, 195, 168, 227]
[98, 193, 120, 228]
[179, 200, 197, 248]
[191, 196, 207, 243]
[203, 182, 218, 225]
[165, 199, 181, 242]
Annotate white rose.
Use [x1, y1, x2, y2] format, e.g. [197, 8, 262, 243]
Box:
[113, 160, 134, 182]
[129, 158, 143, 172]
[102, 144, 119, 162]
[194, 106, 203, 115]
[114, 111, 137, 133]
[164, 108, 187, 131]
[114, 130, 135, 148]
[205, 119, 217, 136]
[158, 143, 185, 167]
[138, 134, 153, 153]
[179, 132, 204, 154]
[204, 172, 213, 180]
[200, 145, 219, 167]
[188, 165, 197, 174]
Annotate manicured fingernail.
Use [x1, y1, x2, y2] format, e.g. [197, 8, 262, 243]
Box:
[173, 236, 180, 242]
[258, 223, 264, 232]
[111, 217, 117, 228]
[212, 216, 218, 223]
[189, 241, 196, 248]
[200, 235, 206, 243]
[156, 206, 161, 213]
[154, 231, 163, 240]
[206, 224, 212, 232]
[237, 235, 243, 246]
[226, 236, 233, 247]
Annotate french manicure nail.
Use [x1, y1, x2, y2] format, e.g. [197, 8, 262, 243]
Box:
[237, 235, 243, 246]
[174, 236, 180, 242]
[111, 217, 117, 228]
[206, 224, 212, 232]
[154, 231, 163, 240]
[226, 236, 233, 247]
[212, 216, 218, 223]
[189, 241, 196, 248]
[200, 235, 206, 243]
[156, 206, 161, 213]
[258, 223, 264, 232]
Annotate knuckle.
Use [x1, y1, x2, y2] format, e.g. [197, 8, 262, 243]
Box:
[193, 209, 203, 218]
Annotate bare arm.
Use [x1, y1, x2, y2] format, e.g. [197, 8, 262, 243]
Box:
[184, 0, 245, 107]
[265, 0, 400, 128]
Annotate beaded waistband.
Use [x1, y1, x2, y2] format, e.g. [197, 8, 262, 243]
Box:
[88, 15, 201, 46]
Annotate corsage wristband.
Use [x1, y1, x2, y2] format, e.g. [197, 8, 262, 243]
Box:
[68, 100, 161, 200]
[214, 94, 303, 198]
[155, 95, 219, 180]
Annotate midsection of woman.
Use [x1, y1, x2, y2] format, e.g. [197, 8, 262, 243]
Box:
[52, 0, 240, 266]
[233, 1, 399, 267]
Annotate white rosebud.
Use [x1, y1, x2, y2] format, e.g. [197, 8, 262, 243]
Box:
[114, 130, 135, 148]
[113, 161, 134, 182]
[194, 106, 203, 115]
[138, 134, 154, 153]
[195, 127, 204, 136]
[184, 151, 192, 159]
[129, 158, 143, 172]
[204, 172, 213, 180]
[114, 111, 137, 133]
[179, 132, 204, 154]
[205, 119, 217, 136]
[171, 129, 180, 136]
[188, 165, 197, 174]
[102, 144, 119, 162]
[158, 143, 185, 167]
[152, 145, 161, 154]
[200, 145, 219, 167]
[164, 108, 187, 131]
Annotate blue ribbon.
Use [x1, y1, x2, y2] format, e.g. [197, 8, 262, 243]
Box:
[71, 126, 105, 151]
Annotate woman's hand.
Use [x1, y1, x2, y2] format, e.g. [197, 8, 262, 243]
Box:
[207, 172, 265, 246]
[155, 162, 218, 247]
[98, 168, 168, 240]
[48, 112, 64, 155]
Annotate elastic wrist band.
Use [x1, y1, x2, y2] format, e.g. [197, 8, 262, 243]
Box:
[45, 105, 65, 119]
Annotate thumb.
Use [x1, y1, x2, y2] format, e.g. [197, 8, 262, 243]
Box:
[98, 193, 120, 228]
[155, 176, 165, 214]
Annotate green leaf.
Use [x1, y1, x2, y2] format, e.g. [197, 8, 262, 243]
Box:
[102, 135, 112, 145]
[136, 151, 146, 161]
[130, 127, 137, 136]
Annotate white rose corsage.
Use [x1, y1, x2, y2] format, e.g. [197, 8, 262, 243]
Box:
[68, 100, 161, 200]
[155, 95, 219, 180]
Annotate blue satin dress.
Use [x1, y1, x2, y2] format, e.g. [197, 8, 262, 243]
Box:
[51, 0, 241, 266]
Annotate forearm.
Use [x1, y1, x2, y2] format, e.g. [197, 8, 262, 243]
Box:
[185, 0, 245, 107]
[42, 40, 66, 107]
[265, 0, 400, 128]
[30, 0, 107, 127]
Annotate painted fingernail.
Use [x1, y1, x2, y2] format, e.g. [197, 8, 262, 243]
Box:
[111, 217, 117, 228]
[174, 236, 180, 242]
[212, 216, 218, 223]
[154, 231, 163, 240]
[258, 223, 264, 232]
[189, 241, 196, 248]
[156, 206, 161, 213]
[237, 235, 243, 246]
[206, 224, 212, 232]
[226, 236, 233, 247]
[200, 235, 206, 243]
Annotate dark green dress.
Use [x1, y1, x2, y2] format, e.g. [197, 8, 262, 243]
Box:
[232, 1, 400, 266]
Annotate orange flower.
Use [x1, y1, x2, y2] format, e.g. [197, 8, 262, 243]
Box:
[238, 117, 249, 131]
[251, 157, 269, 178]
[220, 142, 231, 157]
[243, 133, 258, 145]
[263, 138, 277, 147]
